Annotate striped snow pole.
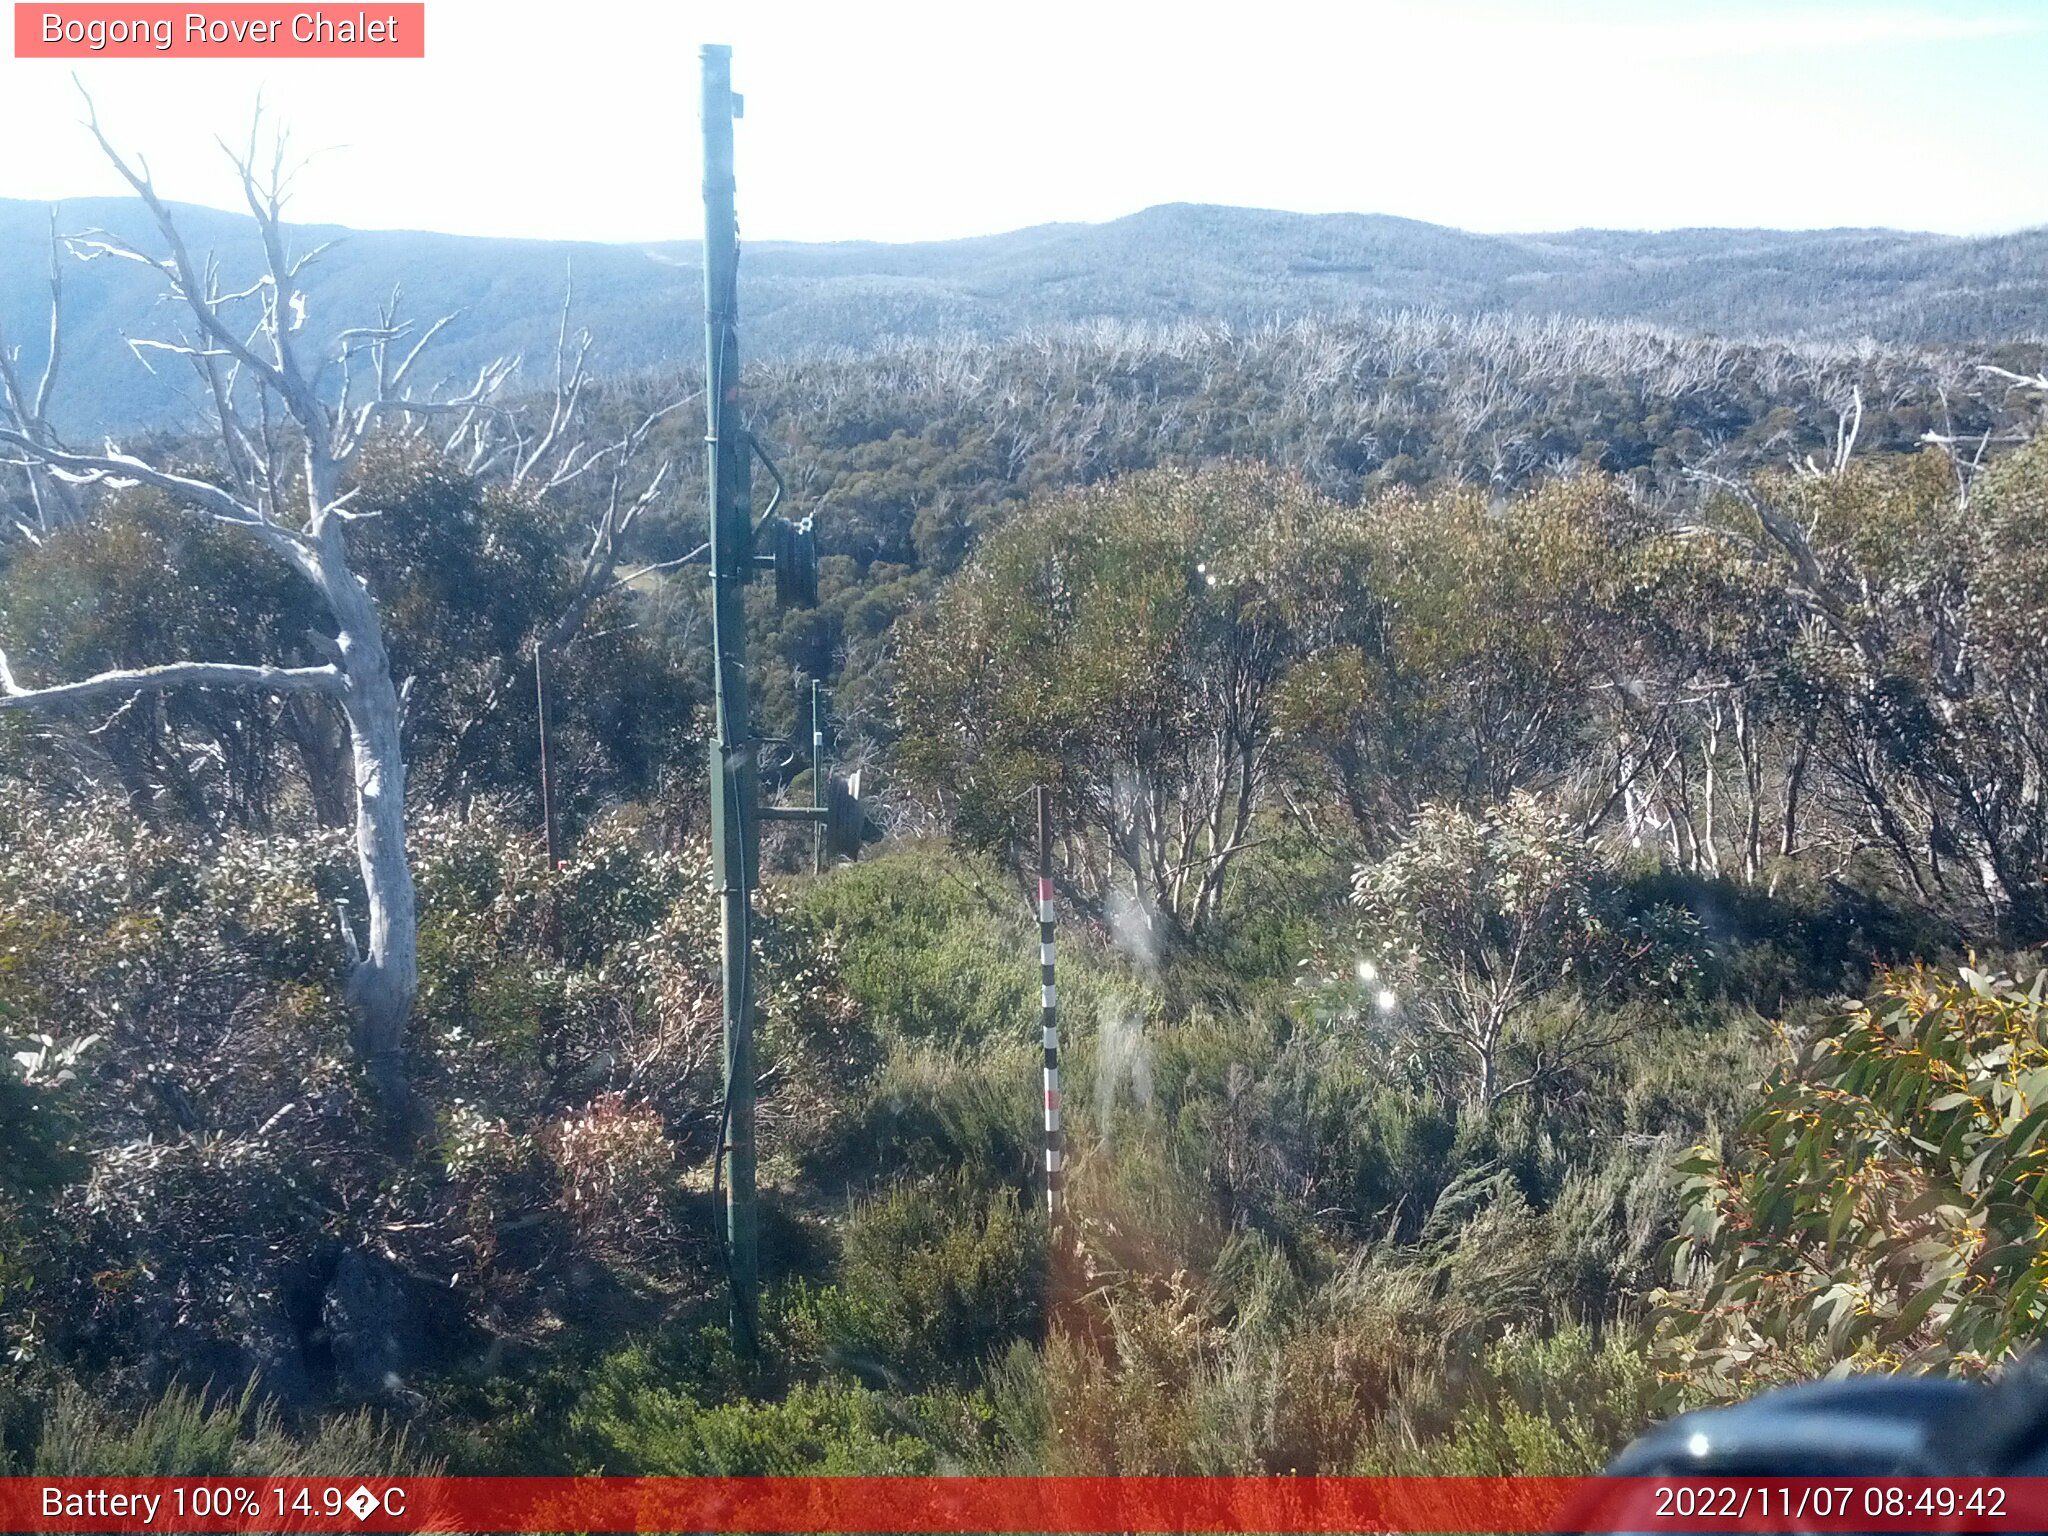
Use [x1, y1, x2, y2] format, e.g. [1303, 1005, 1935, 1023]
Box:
[1036, 786, 1063, 1220]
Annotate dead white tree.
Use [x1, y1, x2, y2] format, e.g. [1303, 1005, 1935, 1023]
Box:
[0, 208, 82, 538]
[3, 102, 700, 1111]
[0, 103, 525, 1110]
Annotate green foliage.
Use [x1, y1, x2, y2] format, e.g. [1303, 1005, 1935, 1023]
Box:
[1736, 443, 2048, 938]
[29, 1381, 426, 1477]
[32, 1383, 254, 1477]
[897, 462, 1377, 934]
[0, 492, 322, 827]
[360, 441, 696, 828]
[996, 1166, 1662, 1475]
[1666, 965, 2048, 1392]
[792, 1175, 1046, 1390]
[0, 1011, 84, 1209]
[1363, 1324, 1671, 1474]
[0, 448, 695, 839]
[1197, 826, 1351, 994]
[1623, 867, 1948, 1017]
[569, 1367, 957, 1475]
[1341, 479, 1632, 813]
[9, 254, 2044, 1477]
[1349, 792, 1699, 1105]
[793, 844, 1034, 1050]
[0, 798, 835, 1386]
[802, 1045, 1040, 1197]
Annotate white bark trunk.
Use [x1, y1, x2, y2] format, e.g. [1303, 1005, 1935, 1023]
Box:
[339, 674, 415, 1104]
[313, 528, 417, 1109]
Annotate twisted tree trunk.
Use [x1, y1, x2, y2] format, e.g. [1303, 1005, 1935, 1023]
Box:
[321, 549, 417, 1108]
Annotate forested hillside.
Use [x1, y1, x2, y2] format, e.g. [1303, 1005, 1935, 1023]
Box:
[629, 311, 2047, 752]
[4, 172, 2048, 1484]
[5, 194, 2048, 434]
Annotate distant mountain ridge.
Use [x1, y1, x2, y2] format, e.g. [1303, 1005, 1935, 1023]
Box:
[3, 197, 2044, 435]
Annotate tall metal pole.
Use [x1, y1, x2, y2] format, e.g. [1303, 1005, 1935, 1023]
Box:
[702, 42, 759, 1353]
[1037, 787, 1063, 1221]
[810, 680, 824, 877]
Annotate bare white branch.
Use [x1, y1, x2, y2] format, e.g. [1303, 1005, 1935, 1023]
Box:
[0, 650, 343, 711]
[0, 425, 294, 538]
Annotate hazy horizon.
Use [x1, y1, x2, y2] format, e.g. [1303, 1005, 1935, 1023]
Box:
[1, 189, 2036, 251]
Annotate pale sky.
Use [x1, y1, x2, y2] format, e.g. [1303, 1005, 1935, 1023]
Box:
[3, 0, 2046, 244]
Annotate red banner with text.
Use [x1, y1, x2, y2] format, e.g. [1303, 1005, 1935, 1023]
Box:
[5, 1476, 2048, 1533]
[14, 4, 423, 58]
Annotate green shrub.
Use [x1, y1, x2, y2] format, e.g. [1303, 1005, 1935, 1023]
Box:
[1064, 1127, 1231, 1287]
[797, 1174, 1045, 1389]
[235, 1406, 432, 1477]
[794, 845, 1037, 1050]
[29, 1383, 426, 1477]
[0, 1369, 40, 1475]
[30, 1383, 246, 1477]
[986, 1267, 1213, 1473]
[1665, 964, 2048, 1392]
[799, 1046, 1039, 1195]
[1303, 1063, 1463, 1239]
[571, 1375, 948, 1474]
[1361, 1323, 1667, 1474]
[1200, 826, 1352, 993]
[1, 1003, 87, 1328]
[199, 831, 356, 986]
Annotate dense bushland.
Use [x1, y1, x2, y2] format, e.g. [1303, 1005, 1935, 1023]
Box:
[3, 328, 2047, 1478]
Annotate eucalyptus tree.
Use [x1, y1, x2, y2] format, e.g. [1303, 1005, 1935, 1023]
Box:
[1351, 792, 1696, 1107]
[898, 462, 1375, 935]
[0, 107, 681, 1108]
[1692, 438, 2048, 939]
[1278, 475, 1635, 852]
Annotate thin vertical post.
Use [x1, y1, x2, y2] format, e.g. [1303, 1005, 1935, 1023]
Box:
[702, 41, 758, 1353]
[1037, 786, 1063, 1220]
[534, 644, 558, 867]
[810, 680, 824, 877]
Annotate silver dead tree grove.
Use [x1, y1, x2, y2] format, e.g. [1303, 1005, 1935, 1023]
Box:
[0, 103, 678, 1109]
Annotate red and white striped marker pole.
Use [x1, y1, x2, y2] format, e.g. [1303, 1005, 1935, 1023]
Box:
[1036, 785, 1063, 1220]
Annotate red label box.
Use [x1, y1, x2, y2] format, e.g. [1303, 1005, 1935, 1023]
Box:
[7, 1476, 2048, 1533]
[14, 4, 424, 57]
